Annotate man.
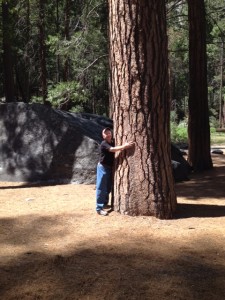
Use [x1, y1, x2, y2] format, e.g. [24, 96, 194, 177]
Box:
[96, 127, 135, 216]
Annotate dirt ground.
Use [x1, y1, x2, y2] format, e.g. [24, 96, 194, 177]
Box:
[0, 152, 225, 300]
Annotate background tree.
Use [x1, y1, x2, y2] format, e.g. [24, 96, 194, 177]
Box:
[0, 0, 224, 121]
[38, 0, 48, 104]
[206, 0, 225, 129]
[167, 0, 189, 123]
[108, 0, 177, 219]
[14, 0, 32, 102]
[187, 0, 213, 171]
[63, 0, 71, 81]
[2, 0, 15, 102]
[167, 0, 225, 138]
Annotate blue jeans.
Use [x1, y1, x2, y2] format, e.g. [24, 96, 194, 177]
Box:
[96, 163, 112, 211]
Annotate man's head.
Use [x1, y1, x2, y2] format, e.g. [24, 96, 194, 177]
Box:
[102, 127, 112, 142]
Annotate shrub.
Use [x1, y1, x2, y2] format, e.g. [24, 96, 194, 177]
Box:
[47, 81, 89, 111]
[170, 117, 188, 143]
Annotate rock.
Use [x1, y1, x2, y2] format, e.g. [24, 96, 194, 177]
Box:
[0, 102, 190, 183]
[211, 149, 223, 155]
[176, 142, 189, 150]
[172, 160, 189, 182]
[171, 143, 192, 182]
[0, 103, 111, 183]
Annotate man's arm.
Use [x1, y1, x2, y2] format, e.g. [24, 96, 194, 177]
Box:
[109, 141, 135, 153]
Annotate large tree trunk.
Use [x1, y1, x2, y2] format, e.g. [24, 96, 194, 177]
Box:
[108, 0, 177, 219]
[2, 1, 15, 102]
[187, 0, 213, 171]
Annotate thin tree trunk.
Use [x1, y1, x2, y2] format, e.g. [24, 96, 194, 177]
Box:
[25, 0, 31, 102]
[187, 0, 213, 171]
[219, 41, 224, 128]
[38, 0, 48, 104]
[2, 1, 15, 102]
[108, 0, 177, 219]
[63, 0, 71, 81]
[56, 0, 60, 83]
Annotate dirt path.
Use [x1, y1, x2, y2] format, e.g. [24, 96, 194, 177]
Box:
[0, 154, 225, 300]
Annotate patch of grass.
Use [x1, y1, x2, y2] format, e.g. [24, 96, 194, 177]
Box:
[211, 131, 225, 145]
[171, 122, 225, 145]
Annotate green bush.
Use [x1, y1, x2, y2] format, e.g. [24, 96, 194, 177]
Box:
[171, 119, 224, 145]
[31, 81, 90, 112]
[47, 81, 89, 111]
[170, 118, 188, 143]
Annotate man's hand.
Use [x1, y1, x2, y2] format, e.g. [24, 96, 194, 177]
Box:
[109, 141, 135, 153]
[123, 141, 135, 149]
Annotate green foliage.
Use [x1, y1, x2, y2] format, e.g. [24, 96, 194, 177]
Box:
[0, 0, 224, 120]
[209, 114, 220, 129]
[167, 0, 225, 125]
[46, 35, 60, 54]
[170, 111, 188, 143]
[206, 0, 225, 126]
[171, 119, 225, 145]
[167, 1, 189, 122]
[171, 120, 188, 143]
[0, 0, 109, 113]
[32, 81, 90, 112]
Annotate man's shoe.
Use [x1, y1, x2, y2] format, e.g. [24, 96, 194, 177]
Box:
[103, 204, 111, 209]
[97, 210, 108, 216]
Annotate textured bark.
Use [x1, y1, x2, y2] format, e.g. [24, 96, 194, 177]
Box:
[108, 0, 177, 219]
[2, 1, 15, 102]
[187, 0, 213, 171]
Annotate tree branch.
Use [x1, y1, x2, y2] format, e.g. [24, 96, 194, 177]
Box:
[79, 54, 108, 75]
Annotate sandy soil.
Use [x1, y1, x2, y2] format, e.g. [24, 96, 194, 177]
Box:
[0, 153, 225, 300]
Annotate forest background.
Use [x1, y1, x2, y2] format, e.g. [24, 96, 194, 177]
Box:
[0, 0, 224, 143]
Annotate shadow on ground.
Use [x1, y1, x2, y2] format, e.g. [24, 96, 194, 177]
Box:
[0, 154, 225, 299]
[0, 239, 224, 300]
[175, 155, 225, 219]
[176, 167, 225, 200]
[176, 155, 225, 200]
[0, 181, 68, 189]
[175, 203, 225, 219]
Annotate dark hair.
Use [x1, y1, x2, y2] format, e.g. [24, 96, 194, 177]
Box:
[102, 127, 111, 134]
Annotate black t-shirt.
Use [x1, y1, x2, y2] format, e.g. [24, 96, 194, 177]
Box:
[99, 140, 115, 167]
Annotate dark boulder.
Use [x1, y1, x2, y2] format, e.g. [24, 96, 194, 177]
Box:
[211, 149, 224, 155]
[0, 102, 190, 183]
[0, 103, 112, 183]
[171, 143, 192, 182]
